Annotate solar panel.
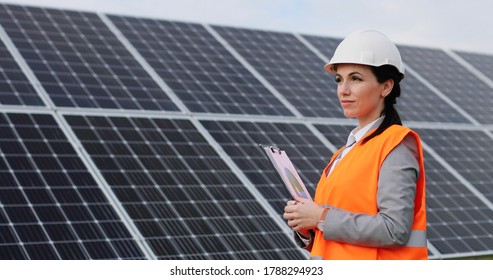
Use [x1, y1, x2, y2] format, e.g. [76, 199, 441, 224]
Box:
[414, 153, 493, 256]
[212, 26, 343, 118]
[0, 112, 146, 259]
[415, 128, 493, 205]
[397, 76, 471, 124]
[107, 15, 293, 116]
[64, 114, 305, 259]
[0, 4, 179, 111]
[399, 45, 493, 124]
[454, 50, 493, 81]
[0, 39, 44, 106]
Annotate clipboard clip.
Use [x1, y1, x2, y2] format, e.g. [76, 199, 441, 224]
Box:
[258, 143, 282, 154]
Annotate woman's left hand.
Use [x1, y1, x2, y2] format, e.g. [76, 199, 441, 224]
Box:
[283, 197, 325, 232]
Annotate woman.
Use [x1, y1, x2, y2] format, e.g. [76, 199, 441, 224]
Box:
[283, 30, 427, 260]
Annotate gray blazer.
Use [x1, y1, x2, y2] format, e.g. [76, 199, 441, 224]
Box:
[295, 133, 420, 249]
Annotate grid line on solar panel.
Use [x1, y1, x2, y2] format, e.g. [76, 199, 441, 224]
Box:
[0, 36, 44, 106]
[399, 45, 493, 124]
[64, 114, 305, 259]
[0, 112, 146, 259]
[209, 26, 343, 118]
[107, 15, 293, 116]
[302, 35, 471, 124]
[0, 4, 179, 111]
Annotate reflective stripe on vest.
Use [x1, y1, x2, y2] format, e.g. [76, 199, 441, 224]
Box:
[317, 205, 427, 249]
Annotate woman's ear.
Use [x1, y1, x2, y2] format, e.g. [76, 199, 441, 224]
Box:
[381, 79, 394, 98]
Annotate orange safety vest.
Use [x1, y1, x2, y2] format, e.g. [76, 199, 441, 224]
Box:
[311, 125, 427, 260]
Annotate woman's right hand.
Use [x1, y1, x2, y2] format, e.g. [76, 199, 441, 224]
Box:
[283, 199, 321, 236]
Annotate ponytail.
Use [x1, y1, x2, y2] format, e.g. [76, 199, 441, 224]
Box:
[362, 65, 403, 144]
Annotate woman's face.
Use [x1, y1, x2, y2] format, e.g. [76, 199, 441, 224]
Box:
[335, 64, 392, 127]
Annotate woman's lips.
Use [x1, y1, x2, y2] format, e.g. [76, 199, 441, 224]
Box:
[341, 100, 355, 107]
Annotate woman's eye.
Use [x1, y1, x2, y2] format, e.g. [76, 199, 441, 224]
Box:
[335, 77, 341, 83]
[351, 76, 362, 81]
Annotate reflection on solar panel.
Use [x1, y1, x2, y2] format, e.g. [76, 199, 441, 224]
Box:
[65, 115, 304, 259]
[108, 15, 293, 116]
[213, 27, 342, 118]
[399, 46, 493, 124]
[201, 120, 329, 213]
[0, 4, 179, 111]
[0, 39, 44, 106]
[0, 112, 145, 259]
[1, 3, 493, 260]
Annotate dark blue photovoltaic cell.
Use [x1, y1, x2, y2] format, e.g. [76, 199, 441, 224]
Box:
[213, 26, 342, 118]
[0, 4, 179, 111]
[0, 112, 145, 259]
[399, 45, 493, 124]
[303, 35, 470, 124]
[0, 39, 44, 106]
[108, 15, 293, 116]
[65, 115, 305, 260]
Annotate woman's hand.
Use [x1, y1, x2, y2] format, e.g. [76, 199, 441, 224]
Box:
[283, 197, 325, 233]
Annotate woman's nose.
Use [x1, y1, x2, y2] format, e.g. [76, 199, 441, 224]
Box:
[338, 81, 350, 95]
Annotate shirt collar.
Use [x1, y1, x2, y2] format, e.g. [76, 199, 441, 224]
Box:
[346, 116, 385, 146]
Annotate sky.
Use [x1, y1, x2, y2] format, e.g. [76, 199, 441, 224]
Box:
[1, 0, 492, 55]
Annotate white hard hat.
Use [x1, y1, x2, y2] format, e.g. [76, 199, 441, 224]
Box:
[324, 29, 405, 76]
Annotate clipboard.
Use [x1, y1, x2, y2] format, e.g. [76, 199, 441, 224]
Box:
[258, 144, 312, 200]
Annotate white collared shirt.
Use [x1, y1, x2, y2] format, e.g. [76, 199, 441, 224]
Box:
[327, 116, 384, 177]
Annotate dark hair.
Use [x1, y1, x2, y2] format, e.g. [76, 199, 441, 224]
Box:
[361, 65, 404, 144]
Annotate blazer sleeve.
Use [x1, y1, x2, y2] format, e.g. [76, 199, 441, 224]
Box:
[321, 134, 419, 247]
